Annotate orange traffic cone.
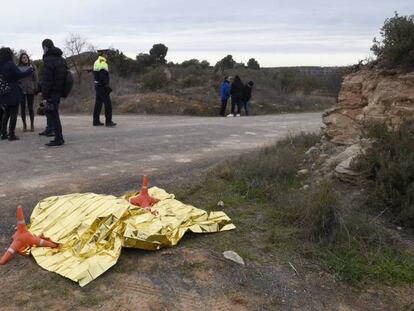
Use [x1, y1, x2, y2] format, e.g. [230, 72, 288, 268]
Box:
[129, 175, 160, 209]
[0, 206, 59, 265]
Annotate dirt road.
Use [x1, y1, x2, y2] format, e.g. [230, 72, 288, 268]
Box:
[0, 113, 321, 235]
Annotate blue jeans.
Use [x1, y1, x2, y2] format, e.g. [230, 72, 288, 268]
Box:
[231, 97, 242, 115]
[220, 98, 229, 116]
[45, 94, 63, 141]
[243, 101, 250, 116]
[45, 114, 54, 133]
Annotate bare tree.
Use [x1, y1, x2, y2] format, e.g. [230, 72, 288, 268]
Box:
[64, 33, 88, 84]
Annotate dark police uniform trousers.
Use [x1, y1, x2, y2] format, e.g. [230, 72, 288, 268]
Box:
[93, 86, 112, 124]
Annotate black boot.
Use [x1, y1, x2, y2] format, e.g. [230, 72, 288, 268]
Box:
[45, 139, 65, 147]
[105, 121, 117, 127]
[8, 134, 19, 141]
[39, 129, 55, 136]
[93, 122, 104, 126]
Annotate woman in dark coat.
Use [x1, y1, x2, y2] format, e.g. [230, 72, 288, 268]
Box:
[0, 47, 33, 141]
[229, 75, 244, 117]
[18, 52, 38, 132]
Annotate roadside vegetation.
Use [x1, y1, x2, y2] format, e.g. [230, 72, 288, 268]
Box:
[176, 133, 414, 287]
[64, 65, 339, 116]
[28, 36, 344, 116]
[356, 122, 414, 229]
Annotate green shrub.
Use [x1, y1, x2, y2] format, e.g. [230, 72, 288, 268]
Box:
[272, 69, 321, 95]
[372, 12, 414, 69]
[142, 68, 169, 91]
[182, 75, 203, 88]
[149, 43, 168, 65]
[301, 181, 341, 243]
[357, 122, 414, 228]
[214, 55, 236, 71]
[109, 49, 146, 77]
[200, 60, 210, 69]
[247, 58, 260, 70]
[181, 59, 200, 68]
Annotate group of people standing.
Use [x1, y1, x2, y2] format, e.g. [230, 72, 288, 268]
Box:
[0, 39, 66, 146]
[0, 40, 116, 147]
[220, 76, 254, 117]
[1, 40, 255, 148]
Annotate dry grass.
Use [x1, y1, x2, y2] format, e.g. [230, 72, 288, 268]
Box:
[177, 132, 414, 287]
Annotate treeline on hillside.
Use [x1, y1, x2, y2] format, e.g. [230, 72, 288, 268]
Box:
[26, 33, 342, 98]
[8, 33, 346, 115]
[109, 50, 344, 97]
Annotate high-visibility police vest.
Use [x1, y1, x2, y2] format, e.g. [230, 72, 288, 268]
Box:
[93, 56, 108, 72]
[93, 56, 109, 86]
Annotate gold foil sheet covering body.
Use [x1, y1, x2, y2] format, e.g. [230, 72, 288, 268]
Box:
[29, 188, 235, 287]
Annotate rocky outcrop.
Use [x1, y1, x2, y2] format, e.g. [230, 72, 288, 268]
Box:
[322, 69, 414, 145]
[332, 141, 371, 183]
[320, 68, 414, 181]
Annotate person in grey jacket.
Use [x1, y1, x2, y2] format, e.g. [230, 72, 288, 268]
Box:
[18, 52, 38, 132]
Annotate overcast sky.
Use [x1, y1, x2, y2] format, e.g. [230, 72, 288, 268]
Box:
[0, 0, 412, 67]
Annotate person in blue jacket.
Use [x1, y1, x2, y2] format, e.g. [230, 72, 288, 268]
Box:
[0, 47, 33, 141]
[219, 76, 231, 116]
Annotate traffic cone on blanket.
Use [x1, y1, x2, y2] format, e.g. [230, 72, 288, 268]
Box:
[129, 175, 160, 210]
[0, 205, 59, 265]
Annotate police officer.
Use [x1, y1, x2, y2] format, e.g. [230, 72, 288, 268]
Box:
[93, 50, 116, 127]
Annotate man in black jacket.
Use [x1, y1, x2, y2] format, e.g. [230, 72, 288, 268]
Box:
[41, 39, 66, 146]
[242, 81, 254, 116]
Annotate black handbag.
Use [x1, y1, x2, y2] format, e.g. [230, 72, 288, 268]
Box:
[0, 74, 11, 96]
[37, 104, 46, 115]
[37, 101, 55, 115]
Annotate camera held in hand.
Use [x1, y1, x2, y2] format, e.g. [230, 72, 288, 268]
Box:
[37, 100, 54, 116]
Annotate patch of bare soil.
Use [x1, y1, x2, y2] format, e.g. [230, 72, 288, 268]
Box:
[1, 246, 413, 311]
[75, 92, 215, 116]
[114, 93, 215, 116]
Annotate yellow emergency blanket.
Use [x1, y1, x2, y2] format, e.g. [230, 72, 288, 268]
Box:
[29, 187, 235, 287]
